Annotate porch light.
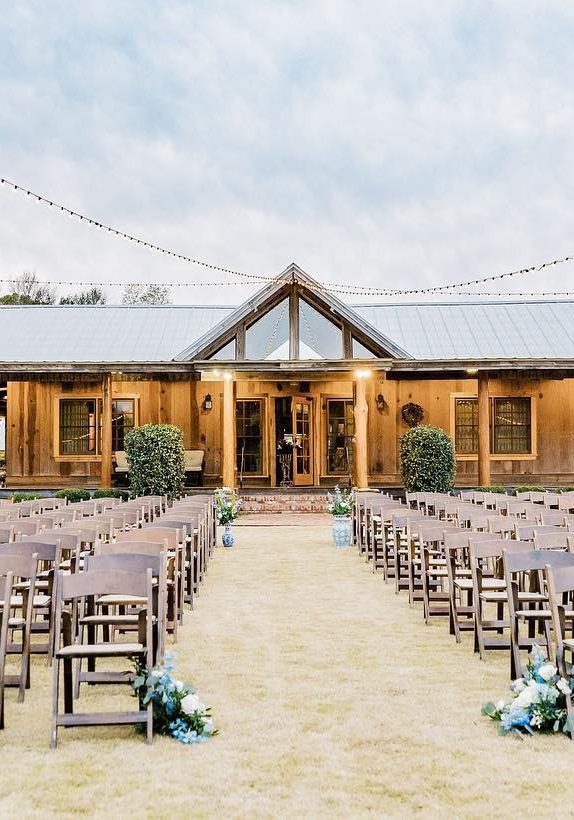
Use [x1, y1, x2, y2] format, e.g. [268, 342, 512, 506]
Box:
[202, 394, 213, 411]
[223, 371, 233, 381]
[354, 369, 372, 379]
[466, 368, 479, 375]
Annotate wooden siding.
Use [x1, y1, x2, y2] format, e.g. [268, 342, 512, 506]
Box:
[6, 374, 574, 488]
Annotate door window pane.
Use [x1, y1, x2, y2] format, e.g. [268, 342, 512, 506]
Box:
[294, 400, 311, 475]
[112, 399, 136, 451]
[60, 399, 98, 455]
[327, 399, 355, 474]
[455, 398, 478, 454]
[236, 400, 263, 473]
[492, 398, 531, 454]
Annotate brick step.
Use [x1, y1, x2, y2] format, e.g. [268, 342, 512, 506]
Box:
[239, 493, 330, 513]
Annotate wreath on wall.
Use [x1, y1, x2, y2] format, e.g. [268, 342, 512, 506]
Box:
[401, 402, 424, 427]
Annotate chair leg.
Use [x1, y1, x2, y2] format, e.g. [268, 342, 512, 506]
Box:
[63, 658, 74, 714]
[50, 657, 60, 748]
[18, 623, 31, 702]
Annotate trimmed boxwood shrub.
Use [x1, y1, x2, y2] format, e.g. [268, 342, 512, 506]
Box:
[476, 485, 507, 494]
[400, 425, 456, 493]
[12, 492, 42, 502]
[93, 487, 131, 501]
[125, 423, 185, 501]
[55, 488, 92, 503]
[514, 485, 545, 495]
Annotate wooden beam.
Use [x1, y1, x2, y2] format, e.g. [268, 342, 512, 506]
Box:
[221, 376, 236, 487]
[289, 286, 299, 360]
[478, 372, 490, 487]
[342, 324, 353, 359]
[236, 326, 246, 360]
[353, 377, 369, 488]
[100, 373, 113, 488]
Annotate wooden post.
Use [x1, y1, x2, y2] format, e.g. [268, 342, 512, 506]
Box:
[478, 371, 491, 487]
[222, 375, 236, 487]
[353, 375, 369, 488]
[101, 373, 113, 488]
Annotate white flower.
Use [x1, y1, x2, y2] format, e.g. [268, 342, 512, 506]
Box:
[151, 669, 162, 678]
[496, 699, 507, 712]
[538, 663, 557, 682]
[174, 679, 184, 692]
[557, 678, 572, 696]
[181, 693, 205, 716]
[511, 678, 526, 694]
[514, 682, 541, 709]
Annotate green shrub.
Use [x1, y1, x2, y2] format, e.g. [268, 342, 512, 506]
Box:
[476, 485, 507, 494]
[400, 425, 456, 493]
[55, 488, 92, 503]
[559, 486, 574, 493]
[514, 485, 545, 495]
[11, 492, 42, 502]
[93, 487, 131, 501]
[125, 423, 185, 501]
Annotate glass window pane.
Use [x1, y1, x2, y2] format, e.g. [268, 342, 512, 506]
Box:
[209, 339, 236, 360]
[236, 399, 263, 474]
[352, 337, 377, 359]
[245, 299, 289, 360]
[493, 397, 531, 454]
[455, 398, 478, 454]
[60, 399, 98, 455]
[327, 399, 355, 474]
[299, 298, 342, 359]
[112, 399, 135, 452]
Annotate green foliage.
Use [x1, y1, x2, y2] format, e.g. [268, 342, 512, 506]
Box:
[11, 492, 42, 502]
[476, 485, 507, 494]
[0, 272, 56, 304]
[559, 486, 574, 493]
[60, 287, 107, 305]
[514, 485, 545, 495]
[55, 488, 92, 503]
[400, 425, 456, 493]
[92, 486, 130, 501]
[125, 424, 185, 500]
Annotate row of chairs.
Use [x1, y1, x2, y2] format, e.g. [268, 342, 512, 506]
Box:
[0, 492, 216, 745]
[353, 490, 574, 736]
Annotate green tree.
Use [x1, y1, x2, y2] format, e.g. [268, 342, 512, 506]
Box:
[0, 271, 56, 304]
[60, 287, 107, 305]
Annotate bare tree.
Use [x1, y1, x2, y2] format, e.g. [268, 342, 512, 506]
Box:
[0, 271, 57, 304]
[121, 283, 172, 305]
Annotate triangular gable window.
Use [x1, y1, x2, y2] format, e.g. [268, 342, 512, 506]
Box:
[245, 298, 290, 360]
[299, 298, 342, 359]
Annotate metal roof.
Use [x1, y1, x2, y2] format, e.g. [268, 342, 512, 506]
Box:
[1, 298, 574, 363]
[354, 300, 574, 359]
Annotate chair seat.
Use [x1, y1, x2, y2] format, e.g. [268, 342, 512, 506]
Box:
[480, 591, 546, 602]
[454, 578, 505, 590]
[56, 642, 144, 658]
[11, 594, 51, 608]
[96, 594, 146, 606]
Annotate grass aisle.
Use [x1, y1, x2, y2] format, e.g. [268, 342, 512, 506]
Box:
[1, 526, 574, 817]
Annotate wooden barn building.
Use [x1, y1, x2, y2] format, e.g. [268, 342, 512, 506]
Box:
[1, 263, 574, 491]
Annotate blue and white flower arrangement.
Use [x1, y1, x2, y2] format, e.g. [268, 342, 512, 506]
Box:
[214, 487, 241, 525]
[132, 657, 216, 745]
[482, 644, 573, 736]
[326, 486, 354, 517]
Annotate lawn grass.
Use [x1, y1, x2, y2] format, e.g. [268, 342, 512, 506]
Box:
[1, 525, 574, 818]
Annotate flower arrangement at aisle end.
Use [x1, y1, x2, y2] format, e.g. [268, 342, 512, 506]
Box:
[326, 485, 354, 548]
[132, 656, 216, 745]
[482, 644, 574, 737]
[214, 487, 241, 547]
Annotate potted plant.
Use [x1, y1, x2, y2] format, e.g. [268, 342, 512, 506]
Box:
[214, 487, 240, 547]
[326, 485, 354, 547]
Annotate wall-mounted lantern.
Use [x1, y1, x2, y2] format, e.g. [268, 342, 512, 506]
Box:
[376, 393, 387, 412]
[202, 393, 213, 412]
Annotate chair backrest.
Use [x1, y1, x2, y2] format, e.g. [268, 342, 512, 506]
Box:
[0, 552, 38, 585]
[117, 529, 178, 550]
[13, 520, 41, 536]
[444, 530, 499, 551]
[96, 539, 168, 556]
[470, 538, 531, 560]
[59, 567, 151, 600]
[144, 523, 185, 542]
[539, 511, 566, 527]
[503, 547, 574, 575]
[0, 540, 59, 563]
[514, 521, 548, 541]
[22, 531, 81, 550]
[85, 552, 164, 575]
[534, 530, 570, 551]
[0, 526, 14, 544]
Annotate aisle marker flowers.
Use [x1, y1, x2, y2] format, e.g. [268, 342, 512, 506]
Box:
[482, 644, 574, 737]
[326, 485, 354, 516]
[214, 487, 241, 525]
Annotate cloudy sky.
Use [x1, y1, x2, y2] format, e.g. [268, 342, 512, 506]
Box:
[1, 1, 573, 304]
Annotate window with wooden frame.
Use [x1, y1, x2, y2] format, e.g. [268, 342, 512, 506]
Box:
[57, 396, 138, 458]
[453, 395, 534, 456]
[236, 399, 263, 474]
[326, 399, 355, 474]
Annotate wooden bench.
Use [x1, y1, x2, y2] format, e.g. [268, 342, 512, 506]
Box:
[184, 450, 205, 486]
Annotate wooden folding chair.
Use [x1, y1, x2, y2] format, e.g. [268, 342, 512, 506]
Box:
[534, 530, 571, 551]
[50, 568, 154, 747]
[0, 554, 36, 702]
[546, 562, 574, 738]
[504, 548, 574, 678]
[0, 571, 14, 729]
